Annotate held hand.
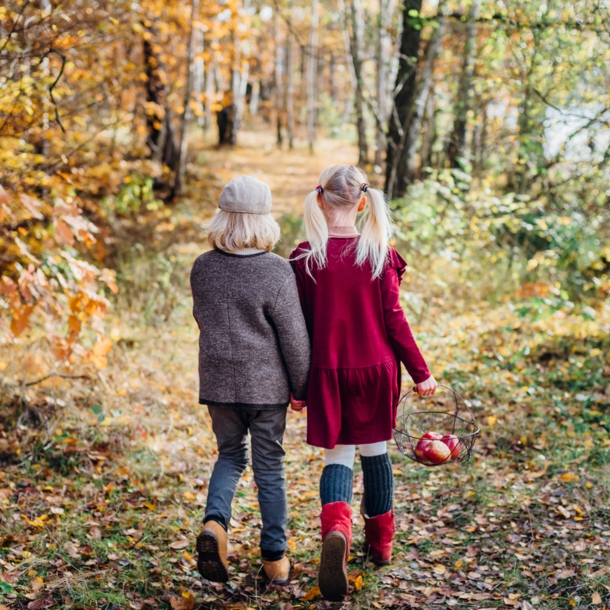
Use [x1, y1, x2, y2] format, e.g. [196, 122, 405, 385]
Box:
[290, 394, 307, 412]
[414, 375, 437, 397]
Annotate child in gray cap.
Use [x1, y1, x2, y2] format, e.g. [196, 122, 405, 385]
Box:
[191, 175, 310, 585]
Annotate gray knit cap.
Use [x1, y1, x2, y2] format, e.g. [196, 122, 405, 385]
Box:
[218, 175, 272, 215]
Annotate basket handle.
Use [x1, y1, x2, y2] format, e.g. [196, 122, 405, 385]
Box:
[398, 383, 476, 423]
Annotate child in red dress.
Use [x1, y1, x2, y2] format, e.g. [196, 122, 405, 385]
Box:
[290, 164, 437, 601]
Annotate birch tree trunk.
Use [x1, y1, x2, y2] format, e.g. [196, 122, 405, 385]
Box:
[348, 0, 368, 166]
[384, 0, 424, 199]
[274, 13, 284, 147]
[374, 0, 396, 167]
[338, 0, 356, 128]
[174, 0, 200, 197]
[306, 0, 319, 154]
[418, 88, 436, 178]
[329, 54, 337, 102]
[194, 26, 205, 129]
[204, 36, 216, 131]
[286, 25, 295, 149]
[446, 0, 480, 168]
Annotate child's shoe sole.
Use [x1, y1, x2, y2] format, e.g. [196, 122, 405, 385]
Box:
[196, 529, 229, 582]
[318, 531, 348, 601]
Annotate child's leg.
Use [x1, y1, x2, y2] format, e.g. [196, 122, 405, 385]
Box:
[359, 441, 393, 517]
[204, 406, 249, 529]
[248, 409, 288, 562]
[197, 406, 249, 582]
[317, 445, 355, 601]
[359, 441, 395, 566]
[321, 445, 355, 504]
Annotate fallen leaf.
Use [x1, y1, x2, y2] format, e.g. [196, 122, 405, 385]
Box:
[302, 586, 320, 601]
[556, 569, 575, 579]
[559, 472, 579, 483]
[27, 597, 54, 610]
[433, 564, 446, 574]
[169, 539, 190, 550]
[591, 591, 602, 605]
[169, 593, 195, 610]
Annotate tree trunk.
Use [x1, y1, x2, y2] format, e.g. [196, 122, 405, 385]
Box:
[403, 18, 445, 179]
[384, 0, 424, 199]
[375, 0, 396, 167]
[338, 0, 356, 128]
[472, 100, 487, 178]
[286, 25, 295, 149]
[217, 98, 237, 145]
[204, 36, 216, 131]
[217, 6, 247, 147]
[348, 0, 368, 167]
[174, 0, 200, 198]
[143, 22, 178, 168]
[194, 25, 205, 129]
[446, 0, 480, 168]
[307, 0, 319, 154]
[249, 80, 260, 115]
[329, 53, 337, 102]
[418, 86, 436, 178]
[274, 13, 284, 147]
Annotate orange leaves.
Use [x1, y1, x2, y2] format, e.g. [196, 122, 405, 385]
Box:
[10, 305, 35, 337]
[54, 220, 74, 246]
[302, 586, 321, 601]
[0, 181, 116, 364]
[169, 593, 195, 610]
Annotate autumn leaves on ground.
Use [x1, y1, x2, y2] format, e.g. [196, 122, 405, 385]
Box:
[0, 126, 608, 610]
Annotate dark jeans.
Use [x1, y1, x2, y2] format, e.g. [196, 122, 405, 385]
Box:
[204, 406, 288, 558]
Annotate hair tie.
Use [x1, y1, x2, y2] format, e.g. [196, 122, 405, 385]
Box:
[360, 182, 369, 193]
[315, 184, 324, 194]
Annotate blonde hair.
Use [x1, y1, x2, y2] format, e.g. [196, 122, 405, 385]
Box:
[205, 210, 280, 253]
[302, 164, 393, 278]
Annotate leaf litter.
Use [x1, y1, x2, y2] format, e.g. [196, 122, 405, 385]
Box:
[0, 131, 609, 609]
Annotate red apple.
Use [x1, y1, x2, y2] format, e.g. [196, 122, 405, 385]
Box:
[414, 431, 442, 461]
[425, 440, 452, 464]
[441, 434, 461, 460]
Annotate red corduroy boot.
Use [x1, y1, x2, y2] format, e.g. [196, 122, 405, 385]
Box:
[363, 509, 395, 566]
[318, 501, 352, 601]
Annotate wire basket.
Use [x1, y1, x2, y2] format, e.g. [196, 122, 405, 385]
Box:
[393, 384, 480, 467]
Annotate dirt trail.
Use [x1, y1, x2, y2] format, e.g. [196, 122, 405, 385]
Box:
[194, 123, 359, 215]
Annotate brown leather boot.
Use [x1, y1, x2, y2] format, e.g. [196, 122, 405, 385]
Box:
[262, 555, 291, 585]
[196, 520, 230, 582]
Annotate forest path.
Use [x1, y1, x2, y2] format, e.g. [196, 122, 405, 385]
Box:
[191, 122, 360, 216]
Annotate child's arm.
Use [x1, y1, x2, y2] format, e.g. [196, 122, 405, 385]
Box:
[271, 273, 311, 401]
[380, 254, 436, 395]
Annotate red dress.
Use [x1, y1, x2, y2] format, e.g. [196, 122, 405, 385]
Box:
[290, 238, 431, 449]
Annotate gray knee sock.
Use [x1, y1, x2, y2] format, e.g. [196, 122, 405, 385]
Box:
[320, 464, 353, 506]
[361, 453, 393, 517]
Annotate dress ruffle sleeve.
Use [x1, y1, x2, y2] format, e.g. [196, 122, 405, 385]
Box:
[388, 247, 407, 284]
[380, 248, 431, 384]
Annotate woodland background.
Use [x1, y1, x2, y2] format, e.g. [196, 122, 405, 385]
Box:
[0, 0, 609, 609]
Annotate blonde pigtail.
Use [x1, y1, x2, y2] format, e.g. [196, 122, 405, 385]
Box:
[303, 189, 329, 275]
[356, 187, 393, 278]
